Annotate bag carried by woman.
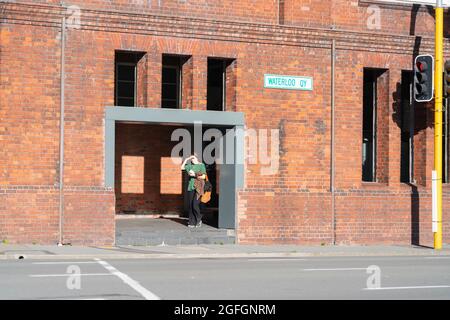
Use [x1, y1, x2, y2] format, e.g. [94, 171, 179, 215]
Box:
[201, 174, 212, 204]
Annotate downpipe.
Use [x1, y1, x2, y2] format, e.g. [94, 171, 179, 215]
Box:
[58, 16, 66, 246]
[331, 39, 336, 245]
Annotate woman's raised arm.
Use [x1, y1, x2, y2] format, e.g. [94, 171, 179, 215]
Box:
[180, 157, 190, 170]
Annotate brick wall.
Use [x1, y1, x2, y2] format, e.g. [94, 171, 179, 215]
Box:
[283, 0, 448, 37]
[136, 54, 149, 107]
[27, 0, 278, 24]
[376, 69, 390, 184]
[63, 188, 115, 245]
[0, 187, 114, 245]
[0, 24, 60, 186]
[115, 123, 184, 215]
[1, 1, 450, 246]
[238, 192, 333, 244]
[0, 188, 59, 244]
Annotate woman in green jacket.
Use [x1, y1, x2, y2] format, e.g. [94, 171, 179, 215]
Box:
[181, 154, 206, 228]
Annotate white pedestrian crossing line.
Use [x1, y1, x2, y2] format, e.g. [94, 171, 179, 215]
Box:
[249, 258, 307, 262]
[41, 298, 107, 300]
[28, 259, 160, 300]
[304, 268, 367, 271]
[30, 273, 113, 277]
[32, 261, 98, 265]
[365, 285, 450, 291]
[95, 259, 160, 300]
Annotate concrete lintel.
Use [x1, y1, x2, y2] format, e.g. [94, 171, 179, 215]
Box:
[105, 106, 245, 126]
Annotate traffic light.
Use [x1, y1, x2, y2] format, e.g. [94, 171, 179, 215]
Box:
[444, 60, 450, 98]
[414, 54, 434, 102]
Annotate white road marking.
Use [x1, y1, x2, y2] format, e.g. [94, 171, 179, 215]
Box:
[95, 259, 160, 300]
[365, 285, 450, 291]
[248, 258, 307, 262]
[424, 256, 450, 259]
[304, 268, 367, 271]
[32, 262, 98, 265]
[41, 298, 106, 300]
[30, 273, 113, 277]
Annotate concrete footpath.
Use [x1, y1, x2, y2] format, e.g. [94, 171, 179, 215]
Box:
[1, 243, 450, 260]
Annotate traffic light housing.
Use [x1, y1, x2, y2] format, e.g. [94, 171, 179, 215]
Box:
[444, 60, 450, 98]
[414, 54, 434, 102]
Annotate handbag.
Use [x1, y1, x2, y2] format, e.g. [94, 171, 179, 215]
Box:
[204, 179, 213, 192]
[201, 174, 212, 203]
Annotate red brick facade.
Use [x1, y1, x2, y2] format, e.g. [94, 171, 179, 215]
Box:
[1, 0, 449, 246]
[115, 124, 184, 215]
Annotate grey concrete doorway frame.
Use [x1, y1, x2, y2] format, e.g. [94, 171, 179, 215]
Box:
[105, 106, 245, 229]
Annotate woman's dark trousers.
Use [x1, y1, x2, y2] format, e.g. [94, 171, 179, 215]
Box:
[187, 190, 202, 225]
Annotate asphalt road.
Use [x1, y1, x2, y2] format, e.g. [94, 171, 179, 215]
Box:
[0, 256, 449, 300]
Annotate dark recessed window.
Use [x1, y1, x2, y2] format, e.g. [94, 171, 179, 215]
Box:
[362, 68, 387, 182]
[362, 70, 377, 182]
[161, 55, 182, 109]
[207, 58, 235, 111]
[207, 59, 226, 111]
[400, 71, 414, 184]
[115, 51, 145, 107]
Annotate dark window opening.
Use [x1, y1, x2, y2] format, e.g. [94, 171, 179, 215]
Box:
[207, 58, 234, 111]
[362, 70, 377, 182]
[400, 71, 414, 183]
[207, 59, 225, 111]
[161, 55, 189, 109]
[115, 51, 145, 107]
[362, 68, 388, 182]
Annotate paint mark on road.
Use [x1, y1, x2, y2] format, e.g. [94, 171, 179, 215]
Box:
[95, 258, 160, 300]
[364, 285, 450, 291]
[304, 268, 367, 271]
[32, 261, 98, 265]
[248, 258, 307, 262]
[29, 273, 113, 277]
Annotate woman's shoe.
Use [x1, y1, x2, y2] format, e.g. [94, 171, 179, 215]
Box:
[196, 221, 202, 228]
[188, 224, 196, 228]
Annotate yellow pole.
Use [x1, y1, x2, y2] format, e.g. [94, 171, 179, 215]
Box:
[434, 1, 444, 250]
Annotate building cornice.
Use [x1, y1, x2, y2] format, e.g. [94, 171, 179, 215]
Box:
[0, 1, 446, 54]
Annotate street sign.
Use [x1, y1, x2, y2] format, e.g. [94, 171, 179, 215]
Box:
[264, 74, 313, 91]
